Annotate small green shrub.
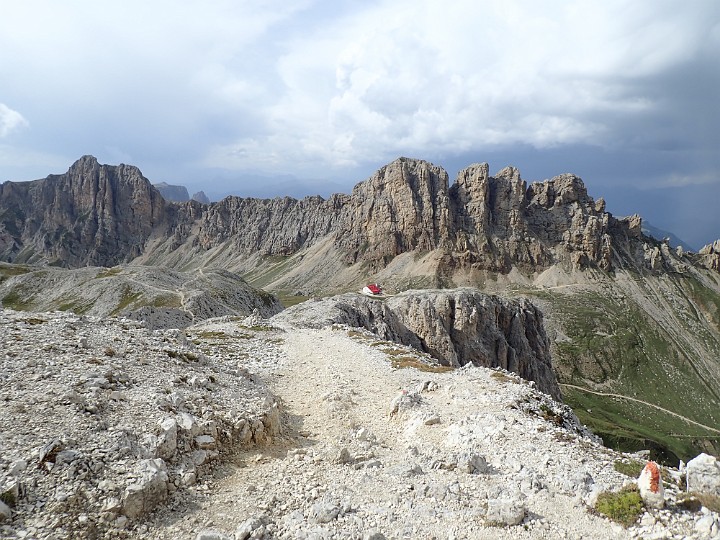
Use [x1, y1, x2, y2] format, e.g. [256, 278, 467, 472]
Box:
[196, 331, 227, 339]
[391, 356, 454, 373]
[594, 485, 644, 526]
[613, 460, 645, 478]
[0, 490, 16, 507]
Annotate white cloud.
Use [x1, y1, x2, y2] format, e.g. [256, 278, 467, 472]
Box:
[205, 0, 718, 173]
[1, 0, 718, 184]
[0, 104, 28, 137]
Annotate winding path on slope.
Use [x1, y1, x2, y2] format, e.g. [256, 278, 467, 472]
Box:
[561, 383, 720, 434]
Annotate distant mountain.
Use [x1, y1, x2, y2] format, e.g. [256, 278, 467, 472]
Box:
[191, 190, 210, 204]
[154, 182, 210, 205]
[154, 181, 190, 202]
[642, 221, 696, 251]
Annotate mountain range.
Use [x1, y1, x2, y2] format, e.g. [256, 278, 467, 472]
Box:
[1, 155, 719, 462]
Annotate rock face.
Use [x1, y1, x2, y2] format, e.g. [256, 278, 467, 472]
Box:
[273, 289, 560, 399]
[336, 158, 451, 266]
[0, 156, 167, 267]
[0, 155, 680, 276]
[699, 240, 720, 271]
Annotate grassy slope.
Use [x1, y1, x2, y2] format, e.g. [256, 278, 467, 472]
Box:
[519, 273, 720, 463]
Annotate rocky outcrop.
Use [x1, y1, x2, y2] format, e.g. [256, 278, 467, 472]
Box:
[0, 156, 167, 267]
[0, 308, 283, 537]
[699, 240, 720, 272]
[336, 158, 452, 266]
[273, 289, 560, 399]
[686, 453, 720, 496]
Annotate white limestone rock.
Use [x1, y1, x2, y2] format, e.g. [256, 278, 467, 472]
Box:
[0, 500, 11, 521]
[485, 496, 526, 526]
[687, 453, 720, 496]
[121, 459, 169, 519]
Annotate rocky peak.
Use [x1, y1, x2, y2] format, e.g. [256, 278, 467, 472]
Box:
[526, 173, 593, 209]
[191, 191, 210, 204]
[0, 156, 166, 266]
[338, 157, 451, 265]
[154, 182, 191, 202]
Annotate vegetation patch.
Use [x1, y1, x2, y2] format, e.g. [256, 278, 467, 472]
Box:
[539, 403, 564, 426]
[277, 293, 311, 308]
[613, 459, 645, 478]
[536, 285, 720, 462]
[0, 489, 17, 507]
[239, 324, 275, 332]
[150, 294, 182, 308]
[56, 299, 92, 315]
[346, 329, 453, 373]
[678, 493, 720, 513]
[594, 485, 644, 527]
[390, 355, 453, 373]
[196, 331, 228, 339]
[1, 290, 31, 310]
[491, 371, 518, 384]
[110, 287, 144, 315]
[95, 266, 122, 279]
[0, 263, 32, 277]
[21, 317, 46, 325]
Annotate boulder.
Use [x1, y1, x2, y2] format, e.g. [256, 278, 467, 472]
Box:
[485, 496, 526, 526]
[121, 459, 169, 519]
[686, 453, 720, 495]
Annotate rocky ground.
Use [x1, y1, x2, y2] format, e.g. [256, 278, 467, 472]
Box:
[1, 304, 719, 539]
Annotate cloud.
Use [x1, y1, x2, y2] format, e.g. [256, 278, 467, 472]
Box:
[658, 172, 719, 188]
[0, 104, 28, 137]
[204, 0, 719, 176]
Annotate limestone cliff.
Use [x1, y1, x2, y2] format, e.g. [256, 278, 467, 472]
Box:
[0, 156, 166, 266]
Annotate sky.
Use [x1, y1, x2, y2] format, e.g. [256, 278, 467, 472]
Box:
[1, 1, 718, 249]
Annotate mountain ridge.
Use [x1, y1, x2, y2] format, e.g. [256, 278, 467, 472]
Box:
[5, 155, 711, 279]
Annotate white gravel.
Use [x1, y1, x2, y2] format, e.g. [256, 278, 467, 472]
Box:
[1, 307, 718, 539]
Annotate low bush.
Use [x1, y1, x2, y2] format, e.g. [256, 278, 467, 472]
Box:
[594, 485, 644, 526]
